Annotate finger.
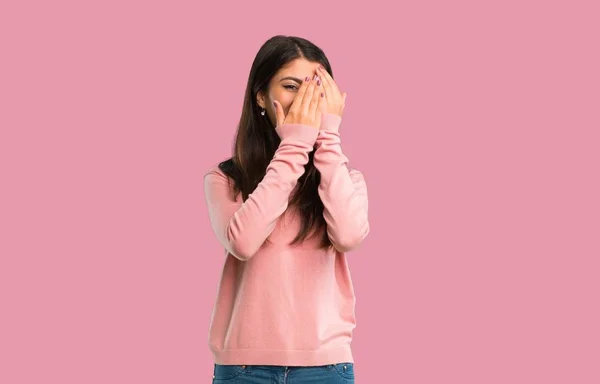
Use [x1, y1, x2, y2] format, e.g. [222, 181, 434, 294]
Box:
[289, 76, 311, 114]
[316, 66, 335, 102]
[301, 74, 318, 114]
[317, 66, 341, 98]
[315, 89, 326, 123]
[273, 100, 285, 127]
[308, 79, 322, 117]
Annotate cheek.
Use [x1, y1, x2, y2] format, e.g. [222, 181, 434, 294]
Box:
[270, 92, 294, 112]
[280, 94, 296, 110]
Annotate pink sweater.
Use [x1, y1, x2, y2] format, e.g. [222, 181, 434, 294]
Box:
[203, 112, 370, 366]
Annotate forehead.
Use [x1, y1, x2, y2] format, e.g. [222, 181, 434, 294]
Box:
[274, 58, 320, 79]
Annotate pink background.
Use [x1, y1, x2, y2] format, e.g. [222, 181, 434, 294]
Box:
[1, 1, 599, 383]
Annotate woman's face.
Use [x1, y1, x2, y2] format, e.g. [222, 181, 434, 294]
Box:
[257, 58, 322, 128]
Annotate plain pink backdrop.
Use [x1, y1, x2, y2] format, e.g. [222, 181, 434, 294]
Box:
[1, 1, 599, 383]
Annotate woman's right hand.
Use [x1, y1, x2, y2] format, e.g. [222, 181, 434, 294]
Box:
[273, 74, 325, 130]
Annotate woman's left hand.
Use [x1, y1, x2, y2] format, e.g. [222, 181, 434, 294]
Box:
[317, 65, 346, 118]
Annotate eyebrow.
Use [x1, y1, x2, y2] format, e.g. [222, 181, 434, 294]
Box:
[279, 76, 303, 84]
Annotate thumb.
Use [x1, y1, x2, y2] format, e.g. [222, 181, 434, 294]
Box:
[273, 100, 285, 127]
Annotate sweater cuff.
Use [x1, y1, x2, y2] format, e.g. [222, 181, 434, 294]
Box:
[319, 112, 342, 133]
[275, 123, 319, 144]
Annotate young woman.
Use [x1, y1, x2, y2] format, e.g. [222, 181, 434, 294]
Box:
[203, 35, 369, 383]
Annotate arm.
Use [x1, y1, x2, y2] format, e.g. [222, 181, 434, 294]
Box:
[204, 123, 319, 261]
[312, 113, 370, 252]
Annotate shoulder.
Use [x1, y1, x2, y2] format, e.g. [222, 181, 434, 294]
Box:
[203, 163, 231, 194]
[204, 158, 233, 180]
[347, 167, 368, 190]
[348, 167, 366, 181]
[204, 165, 225, 179]
[204, 159, 239, 202]
[348, 167, 363, 176]
[204, 167, 226, 188]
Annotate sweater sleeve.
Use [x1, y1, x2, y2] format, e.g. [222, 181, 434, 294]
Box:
[204, 123, 319, 261]
[312, 113, 370, 252]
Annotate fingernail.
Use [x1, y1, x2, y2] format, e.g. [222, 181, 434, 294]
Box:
[317, 80, 321, 86]
[305, 76, 309, 82]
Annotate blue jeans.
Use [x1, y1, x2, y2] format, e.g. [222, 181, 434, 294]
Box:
[212, 362, 355, 383]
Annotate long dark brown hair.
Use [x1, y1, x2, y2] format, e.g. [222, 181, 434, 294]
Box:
[218, 35, 335, 250]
